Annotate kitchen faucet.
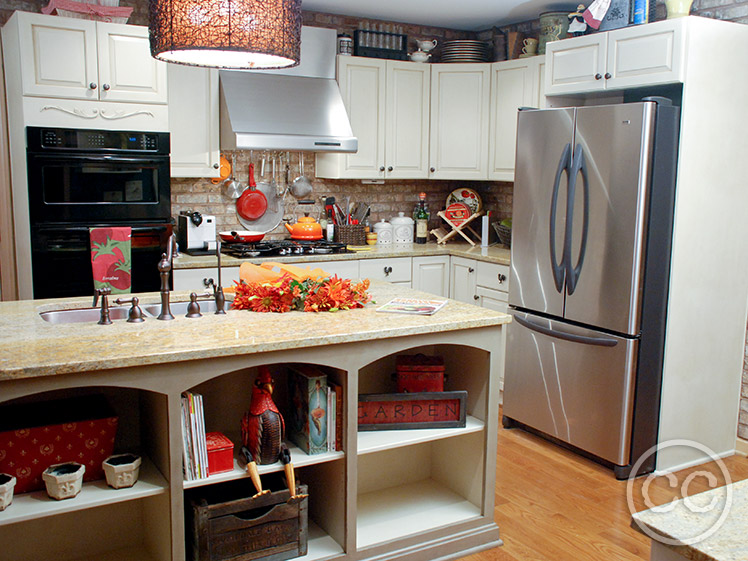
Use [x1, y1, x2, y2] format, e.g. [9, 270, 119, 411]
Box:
[198, 240, 227, 315]
[157, 234, 176, 320]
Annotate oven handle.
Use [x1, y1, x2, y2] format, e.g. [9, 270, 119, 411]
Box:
[28, 154, 168, 165]
[37, 225, 171, 233]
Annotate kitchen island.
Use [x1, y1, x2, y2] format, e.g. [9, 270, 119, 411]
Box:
[0, 281, 510, 561]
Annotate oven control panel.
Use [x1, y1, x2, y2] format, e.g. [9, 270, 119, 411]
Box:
[27, 127, 169, 154]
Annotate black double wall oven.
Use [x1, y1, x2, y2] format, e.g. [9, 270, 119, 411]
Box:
[26, 127, 172, 299]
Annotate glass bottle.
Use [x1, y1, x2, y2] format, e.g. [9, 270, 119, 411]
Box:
[414, 192, 429, 244]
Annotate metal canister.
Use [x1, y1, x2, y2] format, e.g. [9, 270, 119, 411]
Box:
[337, 34, 353, 56]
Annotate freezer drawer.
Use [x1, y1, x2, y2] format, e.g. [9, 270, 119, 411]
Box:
[503, 310, 638, 466]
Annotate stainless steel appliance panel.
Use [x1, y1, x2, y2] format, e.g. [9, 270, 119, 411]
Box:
[509, 107, 575, 318]
[563, 103, 655, 335]
[503, 310, 639, 465]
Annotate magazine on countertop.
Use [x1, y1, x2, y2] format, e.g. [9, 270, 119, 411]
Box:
[376, 297, 448, 315]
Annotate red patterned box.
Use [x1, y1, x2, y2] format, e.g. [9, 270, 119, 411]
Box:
[206, 432, 234, 475]
[395, 354, 445, 393]
[0, 395, 118, 494]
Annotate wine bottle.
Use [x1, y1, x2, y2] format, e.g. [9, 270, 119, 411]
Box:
[415, 192, 429, 244]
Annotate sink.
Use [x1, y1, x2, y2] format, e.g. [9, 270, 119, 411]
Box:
[40, 306, 139, 324]
[143, 299, 233, 317]
[40, 298, 233, 324]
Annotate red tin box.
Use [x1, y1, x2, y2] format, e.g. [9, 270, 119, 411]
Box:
[395, 354, 445, 393]
[0, 395, 118, 494]
[206, 432, 234, 475]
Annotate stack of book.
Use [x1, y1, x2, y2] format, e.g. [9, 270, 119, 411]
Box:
[181, 391, 208, 480]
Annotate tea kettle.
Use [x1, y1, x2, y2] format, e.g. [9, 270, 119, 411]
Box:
[285, 215, 323, 240]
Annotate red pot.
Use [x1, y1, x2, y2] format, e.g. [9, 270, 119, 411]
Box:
[219, 231, 264, 243]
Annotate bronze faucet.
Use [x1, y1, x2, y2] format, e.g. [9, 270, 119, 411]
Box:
[95, 287, 112, 325]
[157, 234, 176, 320]
[195, 240, 227, 316]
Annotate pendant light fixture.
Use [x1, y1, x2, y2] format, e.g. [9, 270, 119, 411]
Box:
[149, 0, 302, 70]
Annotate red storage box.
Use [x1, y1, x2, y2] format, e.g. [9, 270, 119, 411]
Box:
[206, 432, 234, 475]
[395, 354, 445, 393]
[0, 395, 118, 494]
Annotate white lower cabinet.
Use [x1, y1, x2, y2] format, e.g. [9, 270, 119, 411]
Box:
[450, 256, 478, 304]
[412, 255, 450, 297]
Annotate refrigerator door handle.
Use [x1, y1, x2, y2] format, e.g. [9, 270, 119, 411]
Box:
[550, 142, 572, 293]
[564, 144, 590, 295]
[514, 313, 619, 347]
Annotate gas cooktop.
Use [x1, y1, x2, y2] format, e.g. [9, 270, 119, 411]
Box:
[221, 239, 352, 258]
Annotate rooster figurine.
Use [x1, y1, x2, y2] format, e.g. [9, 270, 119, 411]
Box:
[241, 366, 306, 502]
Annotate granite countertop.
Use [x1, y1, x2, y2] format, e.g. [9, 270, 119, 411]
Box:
[631, 479, 748, 561]
[174, 242, 511, 270]
[0, 281, 510, 381]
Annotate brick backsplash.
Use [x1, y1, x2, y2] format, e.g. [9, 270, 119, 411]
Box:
[172, 151, 513, 241]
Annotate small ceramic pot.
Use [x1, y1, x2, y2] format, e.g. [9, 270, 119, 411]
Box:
[373, 220, 393, 245]
[0, 473, 16, 511]
[102, 453, 141, 489]
[42, 462, 85, 500]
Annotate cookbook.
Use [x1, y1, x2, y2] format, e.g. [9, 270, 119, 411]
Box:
[376, 297, 448, 315]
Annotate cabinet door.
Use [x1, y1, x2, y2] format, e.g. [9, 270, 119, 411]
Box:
[449, 257, 477, 304]
[335, 57, 386, 179]
[96, 22, 168, 104]
[476, 286, 508, 313]
[429, 64, 490, 180]
[168, 65, 220, 178]
[17, 12, 98, 100]
[385, 61, 430, 179]
[488, 59, 535, 181]
[545, 33, 607, 95]
[532, 58, 547, 110]
[412, 256, 449, 297]
[606, 19, 684, 90]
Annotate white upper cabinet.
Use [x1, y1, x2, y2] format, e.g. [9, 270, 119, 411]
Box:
[316, 56, 429, 180]
[545, 18, 685, 95]
[385, 61, 431, 179]
[168, 65, 220, 178]
[95, 22, 167, 104]
[429, 63, 490, 180]
[14, 12, 166, 104]
[489, 56, 545, 181]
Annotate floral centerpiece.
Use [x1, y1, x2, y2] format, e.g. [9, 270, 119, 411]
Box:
[232, 274, 372, 313]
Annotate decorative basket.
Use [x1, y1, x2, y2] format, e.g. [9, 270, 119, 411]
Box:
[42, 0, 132, 23]
[492, 222, 512, 247]
[335, 224, 366, 246]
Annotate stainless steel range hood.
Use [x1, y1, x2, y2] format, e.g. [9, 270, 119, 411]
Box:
[219, 26, 357, 153]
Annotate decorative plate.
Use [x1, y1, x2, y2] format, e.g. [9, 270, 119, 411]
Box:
[444, 202, 471, 226]
[446, 188, 482, 215]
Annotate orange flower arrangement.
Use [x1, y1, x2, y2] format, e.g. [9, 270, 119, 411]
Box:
[232, 274, 372, 313]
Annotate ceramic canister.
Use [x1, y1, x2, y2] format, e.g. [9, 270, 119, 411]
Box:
[390, 212, 415, 244]
[373, 220, 393, 245]
[538, 12, 570, 54]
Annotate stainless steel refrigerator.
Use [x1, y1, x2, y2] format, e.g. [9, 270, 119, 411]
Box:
[503, 98, 680, 479]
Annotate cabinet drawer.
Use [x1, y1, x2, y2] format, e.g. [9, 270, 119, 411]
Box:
[304, 259, 359, 280]
[476, 261, 509, 292]
[174, 266, 239, 291]
[359, 257, 411, 283]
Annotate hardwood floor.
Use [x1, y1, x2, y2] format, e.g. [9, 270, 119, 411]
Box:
[462, 418, 748, 561]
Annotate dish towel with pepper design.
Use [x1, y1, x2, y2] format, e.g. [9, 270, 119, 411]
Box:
[90, 227, 132, 294]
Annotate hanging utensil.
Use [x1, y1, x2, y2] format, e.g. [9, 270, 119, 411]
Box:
[290, 152, 313, 199]
[223, 153, 245, 199]
[236, 162, 268, 221]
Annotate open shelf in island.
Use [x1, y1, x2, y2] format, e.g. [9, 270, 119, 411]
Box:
[183, 441, 345, 489]
[0, 456, 167, 526]
[357, 415, 484, 455]
[357, 479, 482, 549]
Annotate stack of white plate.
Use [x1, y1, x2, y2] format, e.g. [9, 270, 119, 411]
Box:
[441, 40, 491, 63]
